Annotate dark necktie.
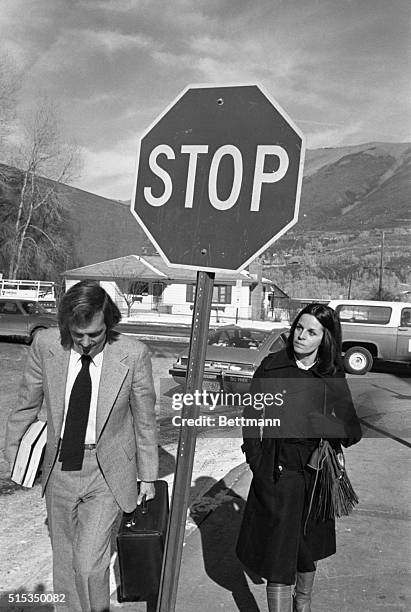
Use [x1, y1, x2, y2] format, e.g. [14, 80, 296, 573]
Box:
[59, 354, 92, 471]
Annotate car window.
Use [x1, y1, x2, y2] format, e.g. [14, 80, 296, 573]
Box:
[207, 328, 270, 349]
[400, 308, 411, 327]
[268, 333, 287, 353]
[0, 301, 19, 314]
[21, 302, 36, 314]
[336, 304, 392, 324]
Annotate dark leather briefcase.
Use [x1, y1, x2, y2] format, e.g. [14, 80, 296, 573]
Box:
[117, 480, 169, 603]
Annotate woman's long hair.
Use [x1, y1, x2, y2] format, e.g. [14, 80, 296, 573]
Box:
[58, 280, 121, 349]
[286, 303, 343, 375]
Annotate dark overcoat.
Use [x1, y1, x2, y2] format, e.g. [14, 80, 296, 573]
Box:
[236, 348, 362, 584]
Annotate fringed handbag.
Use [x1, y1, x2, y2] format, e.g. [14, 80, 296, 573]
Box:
[307, 439, 359, 520]
[306, 386, 359, 523]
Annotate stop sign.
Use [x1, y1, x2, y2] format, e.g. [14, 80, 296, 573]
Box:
[131, 84, 305, 271]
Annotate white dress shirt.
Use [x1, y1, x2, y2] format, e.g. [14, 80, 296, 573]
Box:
[61, 348, 105, 445]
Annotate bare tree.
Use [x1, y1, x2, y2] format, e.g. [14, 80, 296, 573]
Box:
[115, 279, 148, 317]
[3, 96, 82, 279]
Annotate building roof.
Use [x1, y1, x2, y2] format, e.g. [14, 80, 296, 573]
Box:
[64, 254, 286, 293]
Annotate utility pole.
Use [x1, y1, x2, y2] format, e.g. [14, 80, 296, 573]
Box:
[347, 273, 353, 299]
[250, 257, 264, 320]
[378, 230, 385, 299]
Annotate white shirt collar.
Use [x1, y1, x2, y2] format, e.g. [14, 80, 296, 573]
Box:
[295, 358, 316, 370]
[70, 347, 105, 367]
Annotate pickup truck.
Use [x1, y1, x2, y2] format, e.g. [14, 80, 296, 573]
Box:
[328, 300, 411, 374]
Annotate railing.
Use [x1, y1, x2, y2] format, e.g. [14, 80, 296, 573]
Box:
[119, 301, 292, 326]
[0, 279, 56, 301]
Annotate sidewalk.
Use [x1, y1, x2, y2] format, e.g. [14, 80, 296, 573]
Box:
[111, 434, 409, 611]
[1, 435, 409, 611]
[122, 312, 287, 330]
[173, 436, 410, 612]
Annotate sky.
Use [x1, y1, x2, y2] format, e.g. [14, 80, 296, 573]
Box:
[0, 0, 410, 201]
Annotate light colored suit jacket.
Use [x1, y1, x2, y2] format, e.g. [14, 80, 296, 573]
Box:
[5, 328, 159, 512]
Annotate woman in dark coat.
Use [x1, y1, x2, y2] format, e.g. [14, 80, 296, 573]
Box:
[236, 303, 362, 612]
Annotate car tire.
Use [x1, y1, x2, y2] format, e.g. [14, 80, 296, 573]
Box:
[343, 346, 373, 375]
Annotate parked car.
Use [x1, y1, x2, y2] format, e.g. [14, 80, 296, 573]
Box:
[0, 297, 58, 343]
[169, 324, 289, 393]
[328, 299, 411, 374]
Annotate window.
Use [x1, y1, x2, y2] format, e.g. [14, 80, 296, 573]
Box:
[186, 284, 232, 304]
[269, 334, 287, 353]
[186, 285, 195, 302]
[400, 308, 411, 327]
[207, 327, 269, 348]
[1, 301, 18, 314]
[213, 285, 232, 304]
[336, 304, 392, 325]
[21, 302, 36, 314]
[129, 281, 149, 296]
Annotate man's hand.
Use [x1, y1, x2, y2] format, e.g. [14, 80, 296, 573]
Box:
[137, 481, 156, 504]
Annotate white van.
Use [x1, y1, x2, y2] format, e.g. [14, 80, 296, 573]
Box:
[328, 300, 411, 374]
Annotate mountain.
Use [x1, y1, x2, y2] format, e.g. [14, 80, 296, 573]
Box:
[0, 142, 410, 294]
[263, 142, 410, 299]
[119, 141, 410, 232]
[0, 163, 155, 275]
[266, 141, 411, 266]
[299, 142, 411, 231]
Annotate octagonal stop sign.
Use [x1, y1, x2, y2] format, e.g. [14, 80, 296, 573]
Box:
[131, 84, 305, 271]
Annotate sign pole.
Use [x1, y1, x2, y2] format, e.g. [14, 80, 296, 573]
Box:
[157, 270, 215, 612]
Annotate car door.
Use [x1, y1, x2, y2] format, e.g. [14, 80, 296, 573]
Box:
[396, 307, 411, 362]
[0, 300, 28, 336]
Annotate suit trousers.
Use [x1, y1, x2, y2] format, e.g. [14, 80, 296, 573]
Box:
[45, 448, 120, 612]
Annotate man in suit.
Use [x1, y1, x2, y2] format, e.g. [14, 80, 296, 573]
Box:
[6, 280, 159, 611]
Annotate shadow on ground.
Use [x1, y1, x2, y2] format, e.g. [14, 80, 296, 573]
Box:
[189, 476, 263, 612]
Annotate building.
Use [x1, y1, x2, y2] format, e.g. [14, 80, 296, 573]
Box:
[64, 254, 288, 322]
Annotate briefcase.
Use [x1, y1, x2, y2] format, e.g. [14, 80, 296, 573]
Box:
[117, 480, 169, 603]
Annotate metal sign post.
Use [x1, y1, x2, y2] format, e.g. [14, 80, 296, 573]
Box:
[157, 270, 215, 612]
[130, 83, 305, 611]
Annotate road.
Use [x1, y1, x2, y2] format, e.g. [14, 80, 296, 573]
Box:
[1, 335, 409, 479]
[348, 362, 411, 447]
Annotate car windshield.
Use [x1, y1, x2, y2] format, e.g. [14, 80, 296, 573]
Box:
[207, 327, 270, 349]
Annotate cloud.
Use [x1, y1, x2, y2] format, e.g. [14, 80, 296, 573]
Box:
[84, 29, 156, 53]
[0, 0, 409, 199]
[79, 137, 139, 200]
[306, 123, 362, 149]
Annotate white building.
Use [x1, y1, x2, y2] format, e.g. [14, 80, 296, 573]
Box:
[64, 254, 288, 323]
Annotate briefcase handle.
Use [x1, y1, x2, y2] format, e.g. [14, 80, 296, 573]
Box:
[124, 494, 148, 528]
[140, 493, 148, 515]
